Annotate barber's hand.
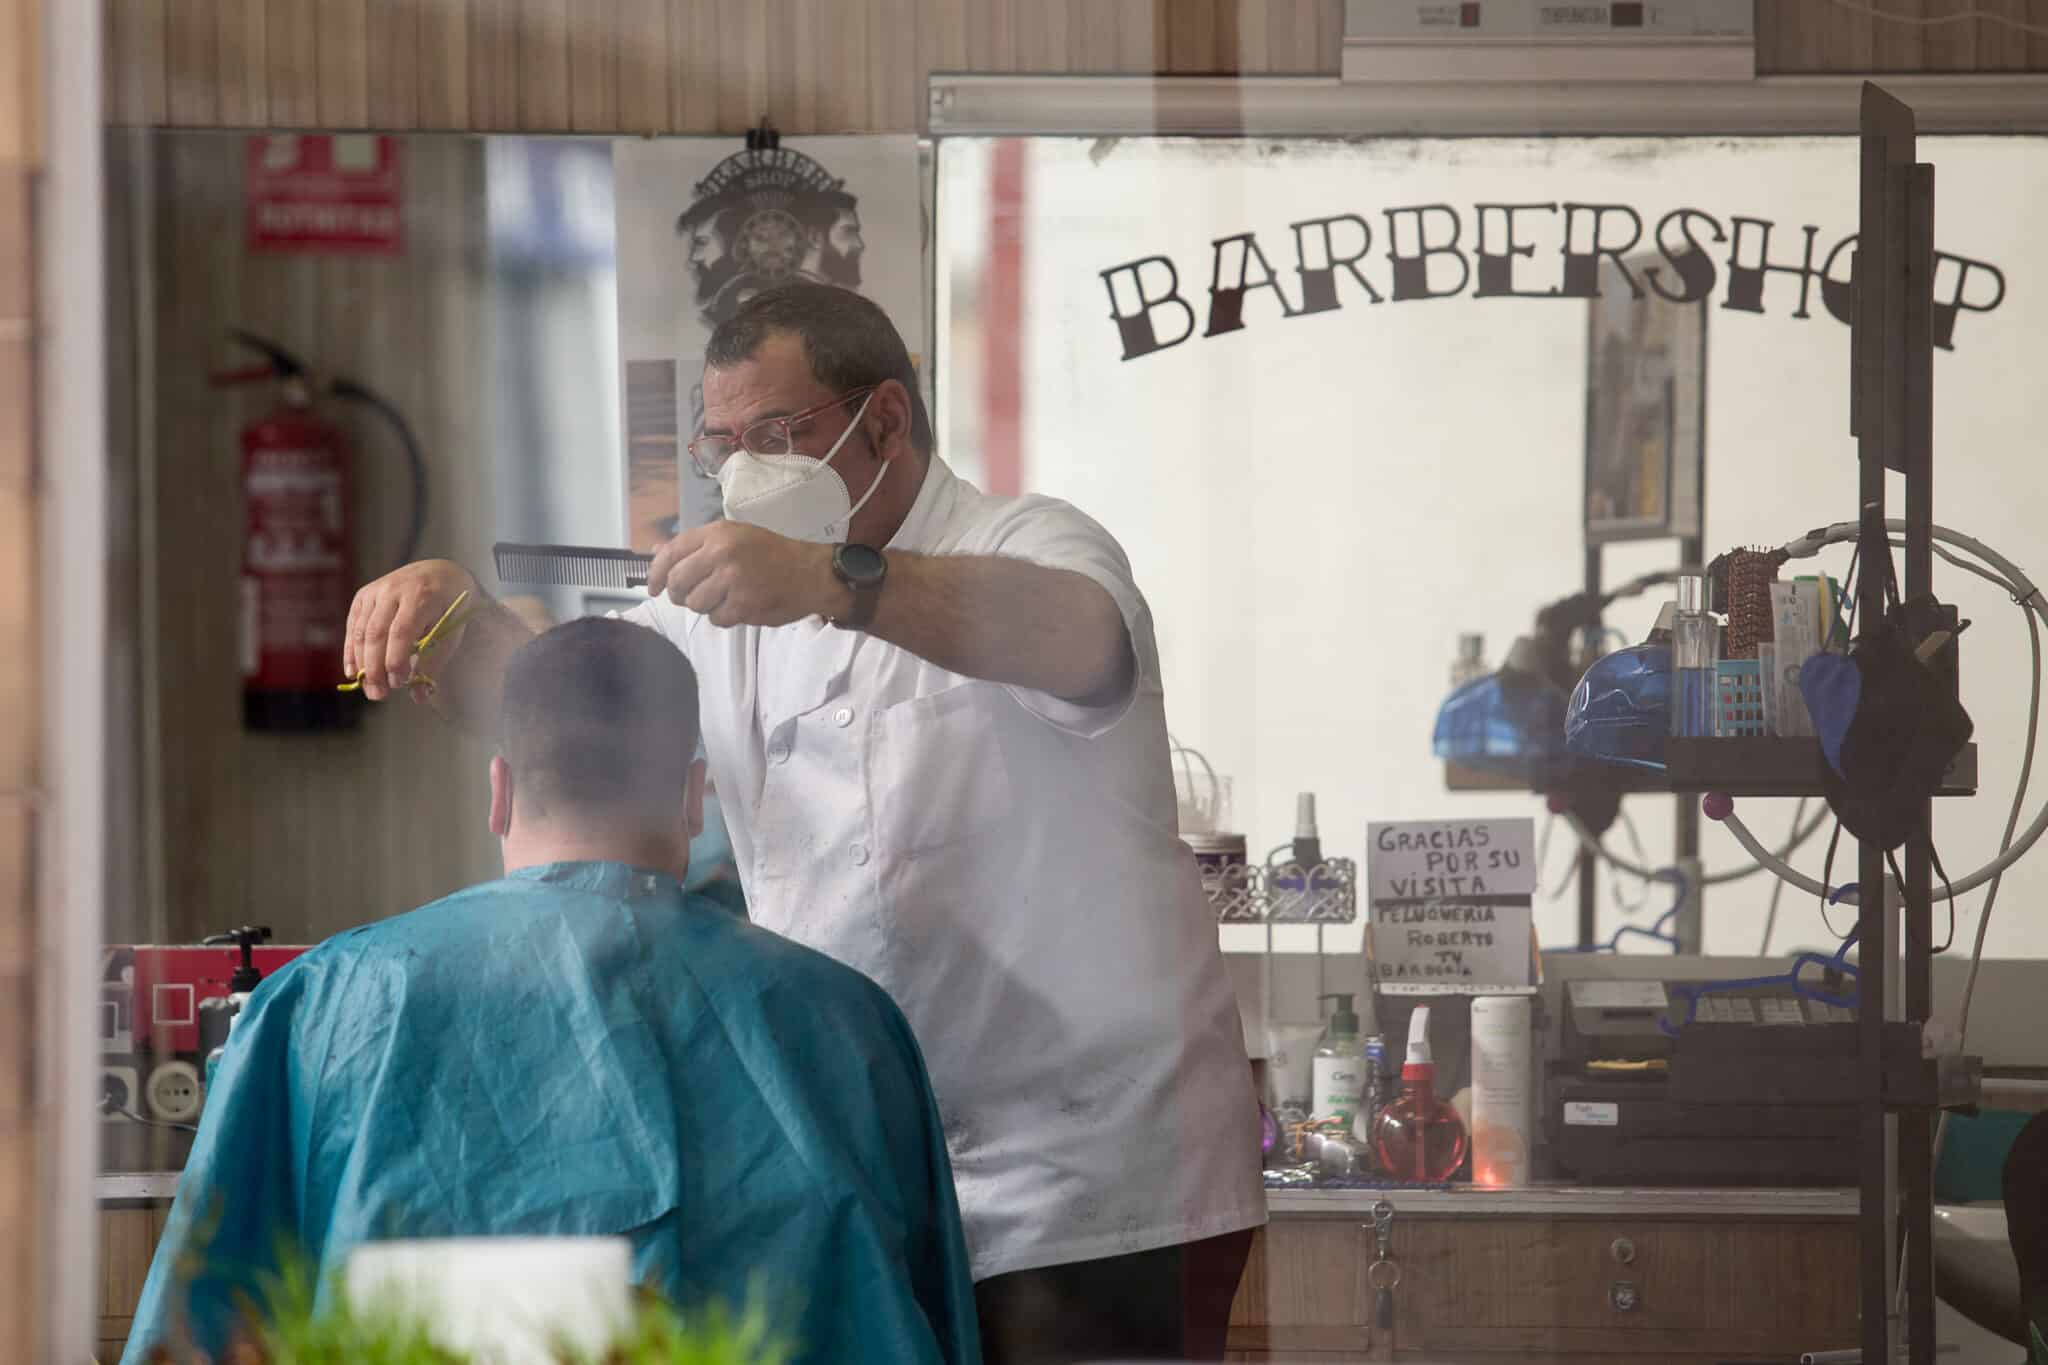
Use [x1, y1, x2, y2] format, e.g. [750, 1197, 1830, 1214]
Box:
[645, 522, 843, 629]
[343, 559, 479, 701]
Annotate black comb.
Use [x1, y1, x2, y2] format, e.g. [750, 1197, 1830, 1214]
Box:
[493, 542, 655, 591]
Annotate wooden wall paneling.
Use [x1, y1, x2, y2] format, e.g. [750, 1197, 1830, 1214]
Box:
[818, 1, 872, 132]
[1117, 0, 1171, 73]
[917, 0, 969, 79]
[1167, 0, 1223, 74]
[365, 0, 421, 129]
[567, 0, 617, 133]
[416, 0, 469, 131]
[716, 0, 769, 141]
[213, 0, 270, 129]
[149, 135, 234, 936]
[622, 0, 672, 134]
[1924, 1, 1982, 68]
[1072, 0, 1122, 76]
[866, 0, 920, 136]
[315, 0, 371, 128]
[517, 0, 571, 132]
[263, 0, 319, 128]
[1870, 0, 1931, 70]
[777, 0, 821, 139]
[107, 0, 170, 127]
[165, 0, 220, 126]
[102, 131, 150, 946]
[1979, 0, 2048, 67]
[1311, 0, 1344, 74]
[1823, 0, 1881, 71]
[1015, 0, 1071, 74]
[467, 0, 518, 134]
[966, 0, 1019, 75]
[1965, 0, 2025, 68]
[1762, 0, 1833, 73]
[1234, 0, 1273, 74]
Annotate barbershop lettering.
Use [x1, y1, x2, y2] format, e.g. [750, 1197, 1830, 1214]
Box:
[1101, 201, 2007, 360]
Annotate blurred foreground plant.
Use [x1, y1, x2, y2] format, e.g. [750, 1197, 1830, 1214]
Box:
[140, 1249, 793, 1365]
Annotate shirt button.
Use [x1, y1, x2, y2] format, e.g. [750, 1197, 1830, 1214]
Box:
[849, 842, 870, 867]
[833, 706, 855, 728]
[768, 741, 790, 764]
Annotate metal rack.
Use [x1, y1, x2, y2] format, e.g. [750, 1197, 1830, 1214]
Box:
[1201, 859, 1359, 925]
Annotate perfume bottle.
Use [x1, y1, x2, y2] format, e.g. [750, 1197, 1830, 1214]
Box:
[1670, 573, 1719, 739]
[1372, 1006, 1470, 1184]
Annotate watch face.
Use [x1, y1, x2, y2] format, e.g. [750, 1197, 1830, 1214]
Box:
[836, 543, 886, 586]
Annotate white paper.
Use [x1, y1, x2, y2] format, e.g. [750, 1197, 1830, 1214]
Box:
[1366, 819, 1537, 900]
[1369, 900, 1534, 990]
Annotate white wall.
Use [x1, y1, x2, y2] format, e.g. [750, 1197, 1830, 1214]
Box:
[939, 134, 2048, 964]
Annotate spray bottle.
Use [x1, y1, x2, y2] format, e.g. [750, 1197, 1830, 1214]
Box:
[1372, 1005, 1470, 1183]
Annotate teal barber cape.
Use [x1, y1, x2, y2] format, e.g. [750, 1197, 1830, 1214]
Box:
[123, 862, 981, 1364]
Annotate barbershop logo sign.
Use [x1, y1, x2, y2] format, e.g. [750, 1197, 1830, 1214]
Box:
[676, 144, 867, 329]
[1100, 202, 2007, 360]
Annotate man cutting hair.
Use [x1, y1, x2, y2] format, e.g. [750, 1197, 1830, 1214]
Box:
[346, 283, 1265, 1362]
[125, 618, 979, 1364]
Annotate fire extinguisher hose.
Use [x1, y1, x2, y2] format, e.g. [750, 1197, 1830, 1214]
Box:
[329, 377, 430, 570]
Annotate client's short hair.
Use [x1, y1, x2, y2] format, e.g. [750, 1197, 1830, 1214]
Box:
[499, 618, 700, 824]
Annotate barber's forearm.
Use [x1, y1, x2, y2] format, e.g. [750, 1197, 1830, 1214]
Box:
[856, 551, 1132, 702]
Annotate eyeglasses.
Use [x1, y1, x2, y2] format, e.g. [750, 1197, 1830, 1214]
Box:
[686, 386, 876, 479]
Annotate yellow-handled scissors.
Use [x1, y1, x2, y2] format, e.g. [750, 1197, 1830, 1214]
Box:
[339, 589, 481, 695]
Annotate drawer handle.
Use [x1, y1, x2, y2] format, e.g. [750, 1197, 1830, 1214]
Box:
[1611, 1236, 1637, 1265]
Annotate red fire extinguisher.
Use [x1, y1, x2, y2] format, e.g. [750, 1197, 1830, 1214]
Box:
[214, 331, 426, 733]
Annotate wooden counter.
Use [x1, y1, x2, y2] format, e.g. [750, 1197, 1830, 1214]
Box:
[102, 1176, 1862, 1365]
[1228, 1186, 1860, 1363]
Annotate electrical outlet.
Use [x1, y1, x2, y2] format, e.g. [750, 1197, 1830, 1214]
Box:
[145, 1060, 203, 1124]
[99, 1066, 140, 1121]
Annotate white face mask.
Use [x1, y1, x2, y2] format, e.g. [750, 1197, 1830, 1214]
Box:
[715, 393, 888, 544]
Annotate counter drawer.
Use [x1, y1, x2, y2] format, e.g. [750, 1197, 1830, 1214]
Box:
[1391, 1217, 1858, 1356]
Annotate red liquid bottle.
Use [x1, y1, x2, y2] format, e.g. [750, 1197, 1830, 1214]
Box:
[1372, 1006, 1470, 1183]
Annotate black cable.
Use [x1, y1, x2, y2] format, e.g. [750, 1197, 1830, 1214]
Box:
[1930, 843, 1958, 954]
[1818, 820, 1847, 940]
[103, 1100, 198, 1135]
[330, 379, 430, 571]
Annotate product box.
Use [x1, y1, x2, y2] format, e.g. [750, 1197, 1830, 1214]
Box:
[1770, 580, 1821, 736]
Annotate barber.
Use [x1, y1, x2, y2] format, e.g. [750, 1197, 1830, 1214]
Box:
[345, 283, 1265, 1363]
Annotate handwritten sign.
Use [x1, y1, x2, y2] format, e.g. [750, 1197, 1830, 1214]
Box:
[1367, 819, 1536, 995]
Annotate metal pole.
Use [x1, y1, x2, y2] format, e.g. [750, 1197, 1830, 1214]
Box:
[1853, 81, 1917, 1365]
[1579, 544, 1602, 949]
[1899, 157, 1939, 1365]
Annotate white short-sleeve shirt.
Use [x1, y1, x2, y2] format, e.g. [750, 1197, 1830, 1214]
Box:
[622, 456, 1266, 1280]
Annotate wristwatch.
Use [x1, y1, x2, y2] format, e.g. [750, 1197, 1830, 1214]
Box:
[829, 543, 888, 631]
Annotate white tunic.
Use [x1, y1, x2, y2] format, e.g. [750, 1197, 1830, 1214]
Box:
[623, 457, 1266, 1280]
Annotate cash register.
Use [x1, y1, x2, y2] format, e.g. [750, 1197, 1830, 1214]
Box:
[1539, 958, 1975, 1187]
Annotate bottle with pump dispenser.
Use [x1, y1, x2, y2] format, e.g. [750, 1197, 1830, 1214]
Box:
[1311, 993, 1366, 1124]
[1372, 1006, 1470, 1183]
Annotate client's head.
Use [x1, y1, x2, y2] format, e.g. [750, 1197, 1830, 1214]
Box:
[490, 618, 705, 882]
